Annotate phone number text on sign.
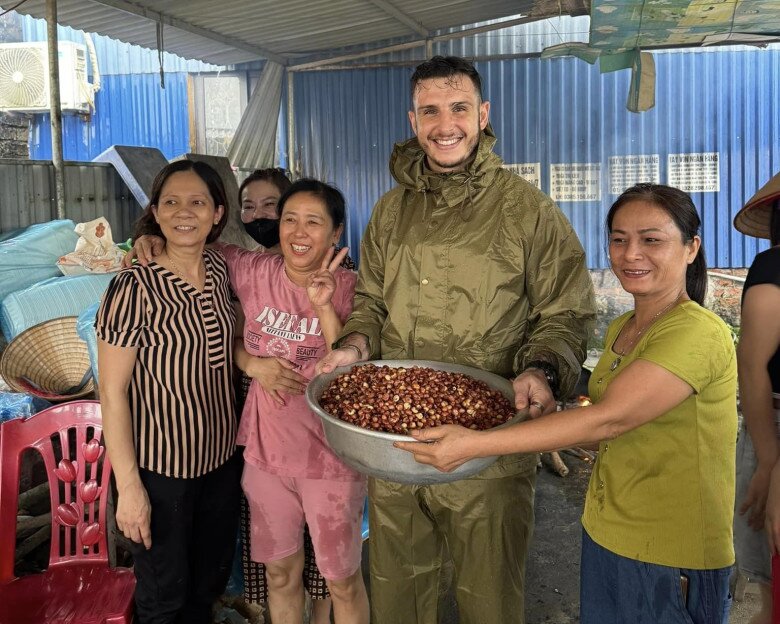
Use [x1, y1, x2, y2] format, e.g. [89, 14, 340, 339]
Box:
[550, 163, 601, 202]
[667, 153, 720, 193]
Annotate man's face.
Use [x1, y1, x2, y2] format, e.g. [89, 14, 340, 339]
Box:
[408, 74, 490, 174]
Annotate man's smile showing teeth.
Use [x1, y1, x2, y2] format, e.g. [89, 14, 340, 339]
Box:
[433, 137, 461, 146]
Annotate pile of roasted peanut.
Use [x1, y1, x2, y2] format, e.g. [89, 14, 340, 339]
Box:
[319, 364, 515, 434]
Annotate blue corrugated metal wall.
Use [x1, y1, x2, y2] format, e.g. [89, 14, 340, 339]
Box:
[20, 14, 219, 161]
[294, 47, 779, 269]
[30, 73, 191, 161]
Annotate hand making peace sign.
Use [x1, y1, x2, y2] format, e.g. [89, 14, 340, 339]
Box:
[306, 246, 349, 309]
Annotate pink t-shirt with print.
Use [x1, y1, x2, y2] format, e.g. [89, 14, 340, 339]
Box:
[222, 244, 361, 481]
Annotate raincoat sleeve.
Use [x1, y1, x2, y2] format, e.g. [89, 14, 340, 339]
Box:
[513, 198, 596, 398]
[338, 198, 390, 359]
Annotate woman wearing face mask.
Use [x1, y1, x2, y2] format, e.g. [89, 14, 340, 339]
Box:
[239, 168, 289, 252]
[239, 168, 355, 271]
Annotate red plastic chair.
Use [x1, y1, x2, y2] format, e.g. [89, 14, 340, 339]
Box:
[773, 554, 780, 624]
[0, 400, 135, 624]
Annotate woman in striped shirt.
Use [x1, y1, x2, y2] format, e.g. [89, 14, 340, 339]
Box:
[97, 160, 242, 624]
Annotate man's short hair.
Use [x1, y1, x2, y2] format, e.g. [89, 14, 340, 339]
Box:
[409, 56, 483, 104]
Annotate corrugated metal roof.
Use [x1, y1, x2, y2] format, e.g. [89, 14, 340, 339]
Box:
[20, 13, 222, 74]
[7, 0, 574, 65]
[301, 16, 592, 66]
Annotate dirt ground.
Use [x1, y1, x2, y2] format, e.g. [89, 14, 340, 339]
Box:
[358, 454, 761, 624]
[463, 455, 760, 624]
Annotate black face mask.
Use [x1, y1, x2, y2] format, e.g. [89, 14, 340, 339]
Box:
[244, 218, 280, 248]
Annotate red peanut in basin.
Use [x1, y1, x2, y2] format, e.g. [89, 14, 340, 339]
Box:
[319, 364, 515, 434]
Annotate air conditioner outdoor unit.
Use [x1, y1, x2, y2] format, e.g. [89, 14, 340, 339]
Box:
[0, 41, 92, 113]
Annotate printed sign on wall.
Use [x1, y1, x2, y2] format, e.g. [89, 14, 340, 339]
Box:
[504, 163, 541, 189]
[609, 155, 660, 194]
[550, 163, 601, 202]
[667, 153, 720, 192]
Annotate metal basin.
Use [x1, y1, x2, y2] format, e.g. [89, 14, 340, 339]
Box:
[306, 360, 526, 485]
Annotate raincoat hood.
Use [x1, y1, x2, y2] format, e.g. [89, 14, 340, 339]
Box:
[389, 125, 502, 220]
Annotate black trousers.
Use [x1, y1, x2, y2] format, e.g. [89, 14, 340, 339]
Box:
[132, 451, 242, 624]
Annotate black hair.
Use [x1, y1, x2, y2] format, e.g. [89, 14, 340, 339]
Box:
[409, 56, 483, 104]
[238, 168, 292, 205]
[277, 179, 346, 230]
[135, 160, 228, 244]
[771, 199, 780, 246]
[607, 183, 707, 305]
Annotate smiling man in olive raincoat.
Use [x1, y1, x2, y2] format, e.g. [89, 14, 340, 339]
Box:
[317, 55, 596, 624]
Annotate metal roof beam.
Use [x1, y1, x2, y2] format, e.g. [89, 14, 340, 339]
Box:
[290, 40, 426, 71]
[434, 14, 537, 42]
[365, 0, 429, 37]
[289, 14, 538, 71]
[86, 0, 288, 64]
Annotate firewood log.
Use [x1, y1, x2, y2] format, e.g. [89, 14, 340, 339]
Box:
[18, 483, 50, 515]
[542, 451, 569, 477]
[563, 448, 596, 463]
[15, 525, 51, 561]
[16, 513, 51, 537]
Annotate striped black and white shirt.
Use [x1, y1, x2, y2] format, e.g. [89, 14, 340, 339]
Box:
[96, 248, 236, 478]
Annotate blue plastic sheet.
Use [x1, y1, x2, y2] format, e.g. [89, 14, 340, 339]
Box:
[224, 532, 244, 597]
[0, 220, 78, 303]
[77, 303, 101, 384]
[0, 273, 115, 341]
[0, 392, 52, 422]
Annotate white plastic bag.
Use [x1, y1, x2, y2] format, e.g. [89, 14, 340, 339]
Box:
[57, 217, 125, 275]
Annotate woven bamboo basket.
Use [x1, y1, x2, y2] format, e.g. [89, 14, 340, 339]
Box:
[0, 317, 95, 402]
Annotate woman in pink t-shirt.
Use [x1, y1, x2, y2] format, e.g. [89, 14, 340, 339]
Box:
[224, 179, 368, 624]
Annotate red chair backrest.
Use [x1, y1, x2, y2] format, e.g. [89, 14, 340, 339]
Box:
[774, 554, 780, 623]
[0, 401, 112, 583]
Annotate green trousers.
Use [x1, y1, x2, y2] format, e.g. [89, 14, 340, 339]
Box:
[368, 454, 537, 624]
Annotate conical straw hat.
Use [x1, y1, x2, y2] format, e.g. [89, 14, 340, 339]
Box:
[0, 317, 95, 402]
[734, 171, 780, 239]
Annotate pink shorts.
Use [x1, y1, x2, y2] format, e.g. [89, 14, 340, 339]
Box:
[241, 462, 367, 580]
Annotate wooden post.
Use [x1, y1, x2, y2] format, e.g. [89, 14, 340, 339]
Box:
[46, 0, 65, 219]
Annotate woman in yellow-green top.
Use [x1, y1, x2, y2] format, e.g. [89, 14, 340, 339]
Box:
[397, 183, 737, 624]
